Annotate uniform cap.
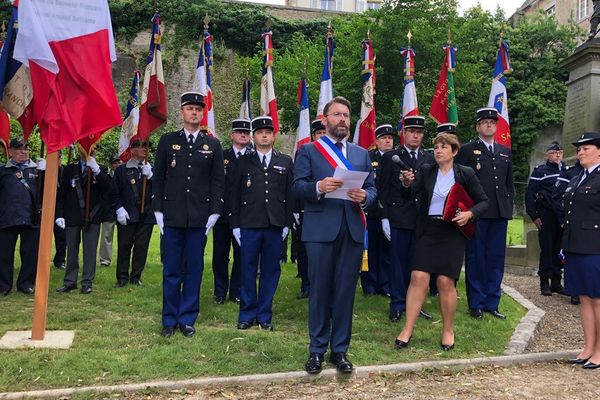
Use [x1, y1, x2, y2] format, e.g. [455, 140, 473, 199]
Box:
[476, 107, 498, 122]
[251, 116, 274, 133]
[311, 119, 325, 134]
[572, 132, 600, 147]
[180, 91, 205, 107]
[375, 124, 394, 138]
[436, 123, 457, 134]
[545, 141, 562, 152]
[8, 137, 28, 149]
[403, 116, 426, 130]
[232, 119, 251, 133]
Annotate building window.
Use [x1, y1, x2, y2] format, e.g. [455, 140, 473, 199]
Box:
[321, 0, 334, 10]
[311, 0, 318, 8]
[546, 5, 555, 17]
[357, 0, 366, 12]
[367, 1, 381, 10]
[336, 0, 342, 10]
[578, 0, 590, 20]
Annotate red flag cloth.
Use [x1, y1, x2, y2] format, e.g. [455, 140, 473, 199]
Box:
[0, 109, 9, 156]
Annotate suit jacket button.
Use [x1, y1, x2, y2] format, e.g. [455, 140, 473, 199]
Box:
[265, 199, 269, 203]
[186, 189, 190, 193]
[595, 225, 599, 229]
[265, 190, 269, 193]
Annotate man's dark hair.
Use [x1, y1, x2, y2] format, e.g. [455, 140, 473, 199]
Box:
[323, 96, 351, 116]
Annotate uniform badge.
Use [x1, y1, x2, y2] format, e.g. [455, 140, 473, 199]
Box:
[172, 144, 181, 150]
[372, 161, 379, 167]
[473, 150, 482, 155]
[171, 158, 176, 168]
[130, 178, 136, 185]
[203, 144, 209, 150]
[246, 174, 252, 188]
[15, 171, 22, 179]
[224, 159, 229, 165]
[71, 178, 76, 188]
[476, 161, 481, 171]
[499, 153, 509, 158]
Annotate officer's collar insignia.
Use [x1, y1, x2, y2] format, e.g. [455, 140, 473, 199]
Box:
[15, 171, 22, 179]
[203, 144, 209, 150]
[473, 150, 482, 155]
[172, 144, 181, 150]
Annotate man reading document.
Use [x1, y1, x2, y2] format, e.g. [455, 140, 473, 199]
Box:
[292, 96, 377, 374]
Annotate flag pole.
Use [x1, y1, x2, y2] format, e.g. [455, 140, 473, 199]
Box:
[31, 150, 59, 340]
[35, 142, 45, 225]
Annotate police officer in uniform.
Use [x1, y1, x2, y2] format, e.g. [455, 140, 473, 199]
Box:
[379, 116, 435, 322]
[153, 91, 225, 338]
[361, 124, 393, 296]
[212, 118, 253, 304]
[110, 139, 155, 287]
[456, 107, 514, 320]
[0, 138, 44, 295]
[230, 116, 293, 330]
[55, 148, 111, 294]
[437, 123, 458, 136]
[98, 155, 122, 267]
[525, 141, 566, 296]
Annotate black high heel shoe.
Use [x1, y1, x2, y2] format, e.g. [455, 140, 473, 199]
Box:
[441, 342, 455, 351]
[394, 335, 411, 349]
[568, 356, 591, 365]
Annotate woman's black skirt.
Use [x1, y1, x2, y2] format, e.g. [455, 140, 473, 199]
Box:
[412, 218, 467, 280]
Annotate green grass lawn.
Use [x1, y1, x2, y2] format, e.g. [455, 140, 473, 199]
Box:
[507, 218, 524, 246]
[0, 227, 525, 392]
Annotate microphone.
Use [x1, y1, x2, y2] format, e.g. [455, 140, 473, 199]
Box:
[391, 154, 411, 171]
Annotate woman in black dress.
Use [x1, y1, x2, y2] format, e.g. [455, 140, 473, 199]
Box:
[562, 132, 600, 369]
[394, 134, 488, 350]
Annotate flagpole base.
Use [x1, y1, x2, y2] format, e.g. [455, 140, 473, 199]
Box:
[0, 330, 74, 349]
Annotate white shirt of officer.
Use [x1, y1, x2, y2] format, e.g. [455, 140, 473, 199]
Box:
[255, 149, 272, 168]
[184, 127, 200, 143]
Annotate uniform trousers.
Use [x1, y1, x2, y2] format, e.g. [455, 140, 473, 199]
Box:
[64, 224, 101, 288]
[305, 213, 362, 354]
[162, 226, 206, 327]
[389, 227, 414, 313]
[537, 208, 563, 280]
[239, 227, 282, 324]
[465, 218, 508, 311]
[116, 222, 153, 284]
[296, 215, 309, 293]
[99, 221, 115, 265]
[361, 217, 390, 295]
[0, 226, 39, 292]
[53, 224, 66, 267]
[212, 222, 241, 300]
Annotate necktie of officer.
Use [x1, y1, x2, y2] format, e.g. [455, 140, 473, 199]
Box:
[578, 170, 590, 187]
[488, 145, 493, 154]
[262, 155, 267, 169]
[410, 150, 416, 164]
[188, 134, 194, 146]
[237, 151, 242, 158]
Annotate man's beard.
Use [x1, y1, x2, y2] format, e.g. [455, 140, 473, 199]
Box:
[328, 124, 348, 140]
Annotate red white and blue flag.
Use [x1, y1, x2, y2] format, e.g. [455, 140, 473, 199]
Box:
[239, 78, 252, 120]
[118, 70, 141, 162]
[488, 39, 512, 148]
[138, 13, 167, 142]
[0, 4, 36, 139]
[193, 27, 215, 137]
[316, 29, 334, 120]
[293, 77, 310, 157]
[13, 0, 121, 153]
[260, 29, 280, 135]
[398, 46, 419, 144]
[353, 38, 376, 150]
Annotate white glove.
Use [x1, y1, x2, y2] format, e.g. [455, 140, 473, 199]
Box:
[282, 226, 289, 240]
[205, 213, 220, 235]
[55, 218, 65, 229]
[293, 213, 300, 227]
[86, 156, 101, 175]
[141, 163, 153, 179]
[36, 158, 46, 171]
[116, 207, 129, 226]
[154, 211, 164, 235]
[232, 228, 241, 246]
[382, 218, 391, 241]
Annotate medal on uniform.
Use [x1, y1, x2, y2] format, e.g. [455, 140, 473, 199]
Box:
[246, 174, 252, 188]
[130, 178, 136, 185]
[203, 144, 209, 150]
[15, 171, 22, 179]
[476, 161, 481, 171]
[171, 158, 176, 168]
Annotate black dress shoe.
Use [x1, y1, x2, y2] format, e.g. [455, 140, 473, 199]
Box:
[571, 296, 581, 305]
[486, 309, 506, 320]
[329, 352, 353, 373]
[583, 361, 600, 369]
[54, 263, 66, 270]
[230, 297, 241, 304]
[419, 309, 433, 320]
[17, 287, 34, 295]
[469, 308, 483, 319]
[258, 323, 273, 331]
[214, 296, 225, 304]
[56, 285, 77, 293]
[394, 335, 411, 349]
[161, 326, 176, 337]
[305, 353, 324, 374]
[81, 286, 92, 294]
[389, 310, 402, 323]
[237, 320, 255, 330]
[180, 324, 195, 337]
[114, 281, 128, 288]
[569, 356, 591, 365]
[441, 342, 455, 351]
[297, 290, 309, 299]
[130, 279, 143, 286]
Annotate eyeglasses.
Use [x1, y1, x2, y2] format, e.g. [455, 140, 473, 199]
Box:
[327, 112, 350, 119]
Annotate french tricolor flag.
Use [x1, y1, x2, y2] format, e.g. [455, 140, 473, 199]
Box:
[488, 39, 512, 149]
[193, 27, 215, 137]
[13, 0, 121, 152]
[138, 13, 167, 142]
[260, 29, 279, 135]
[118, 70, 141, 162]
[353, 38, 376, 150]
[293, 77, 310, 157]
[316, 29, 334, 120]
[239, 78, 252, 120]
[399, 47, 419, 144]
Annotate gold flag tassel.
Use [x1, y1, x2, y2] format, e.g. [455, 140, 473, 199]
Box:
[361, 230, 369, 272]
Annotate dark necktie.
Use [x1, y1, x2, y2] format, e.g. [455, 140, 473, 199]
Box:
[335, 142, 343, 152]
[579, 170, 590, 187]
[188, 134, 194, 147]
[488, 145, 493, 154]
[410, 150, 416, 163]
[237, 151, 242, 158]
[262, 155, 267, 169]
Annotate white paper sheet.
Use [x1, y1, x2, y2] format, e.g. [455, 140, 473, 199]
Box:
[324, 168, 369, 201]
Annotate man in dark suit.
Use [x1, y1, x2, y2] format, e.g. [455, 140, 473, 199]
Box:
[153, 91, 225, 338]
[211, 119, 252, 305]
[293, 96, 377, 374]
[361, 124, 393, 296]
[455, 107, 514, 320]
[98, 155, 122, 267]
[110, 139, 155, 287]
[229, 116, 293, 331]
[378, 116, 435, 322]
[55, 148, 111, 294]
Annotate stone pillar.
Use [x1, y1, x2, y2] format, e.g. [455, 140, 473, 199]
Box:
[560, 39, 600, 161]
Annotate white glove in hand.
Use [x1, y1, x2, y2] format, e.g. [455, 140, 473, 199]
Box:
[382, 218, 391, 241]
[154, 211, 164, 235]
[55, 218, 66, 229]
[141, 163, 153, 179]
[282, 226, 289, 240]
[205, 213, 220, 235]
[36, 158, 46, 171]
[293, 213, 300, 227]
[86, 156, 101, 175]
[232, 228, 241, 246]
[116, 207, 129, 226]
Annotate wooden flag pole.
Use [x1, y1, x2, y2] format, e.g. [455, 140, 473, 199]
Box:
[31, 151, 59, 340]
[140, 141, 149, 214]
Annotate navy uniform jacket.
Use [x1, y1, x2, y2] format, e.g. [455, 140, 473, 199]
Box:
[152, 129, 225, 228]
[56, 162, 111, 226]
[365, 149, 384, 220]
[109, 160, 155, 224]
[229, 150, 293, 229]
[455, 139, 514, 219]
[378, 147, 435, 230]
[99, 169, 116, 223]
[0, 160, 41, 229]
[525, 160, 566, 221]
[219, 147, 255, 228]
[551, 161, 583, 224]
[562, 167, 600, 254]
